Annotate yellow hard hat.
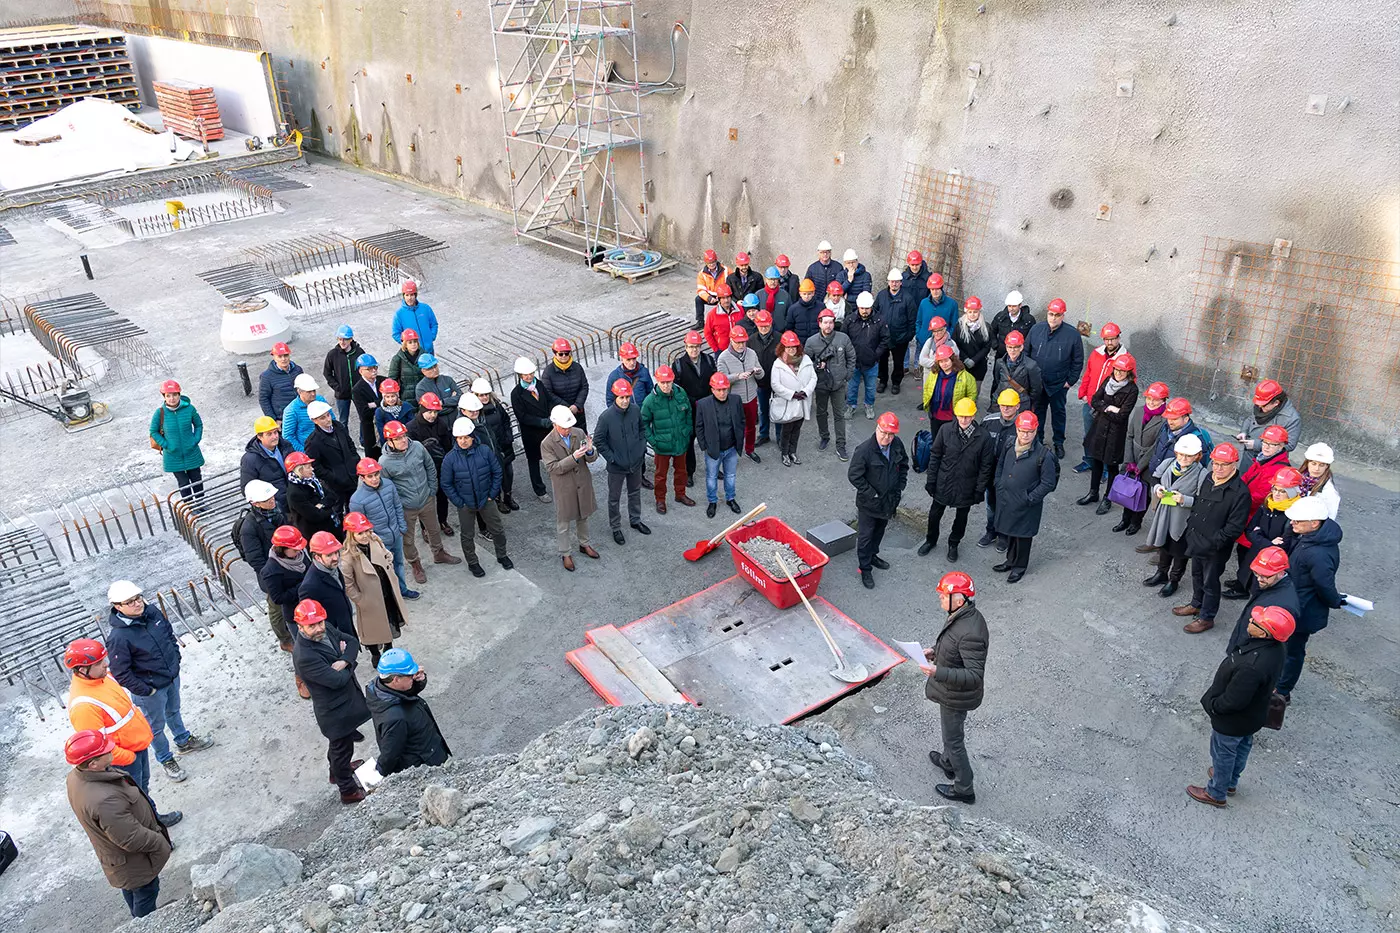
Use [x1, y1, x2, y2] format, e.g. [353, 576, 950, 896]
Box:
[997, 389, 1021, 407]
[253, 415, 279, 434]
[953, 398, 977, 417]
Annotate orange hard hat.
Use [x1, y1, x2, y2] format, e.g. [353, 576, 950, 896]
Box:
[611, 378, 633, 398]
[294, 599, 328, 626]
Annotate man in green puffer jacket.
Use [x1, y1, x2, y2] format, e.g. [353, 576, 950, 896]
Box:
[640, 365, 695, 513]
[149, 380, 204, 502]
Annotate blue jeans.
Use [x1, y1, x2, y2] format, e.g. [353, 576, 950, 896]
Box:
[1034, 384, 1069, 446]
[756, 385, 772, 439]
[1207, 730, 1254, 801]
[123, 876, 161, 918]
[705, 448, 739, 503]
[132, 678, 190, 764]
[115, 746, 151, 794]
[384, 532, 411, 594]
[334, 398, 351, 424]
[847, 365, 878, 407]
[1079, 401, 1094, 462]
[1276, 629, 1311, 696]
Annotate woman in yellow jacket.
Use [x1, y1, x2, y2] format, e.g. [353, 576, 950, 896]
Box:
[922, 344, 977, 428]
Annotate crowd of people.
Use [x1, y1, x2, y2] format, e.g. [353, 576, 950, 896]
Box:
[69, 252, 1357, 917]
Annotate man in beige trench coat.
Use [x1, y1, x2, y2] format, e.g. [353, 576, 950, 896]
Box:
[541, 405, 601, 571]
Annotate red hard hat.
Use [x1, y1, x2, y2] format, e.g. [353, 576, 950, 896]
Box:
[1047, 298, 1067, 314]
[401, 280, 418, 294]
[619, 342, 639, 359]
[935, 571, 975, 598]
[964, 296, 982, 311]
[934, 345, 954, 361]
[929, 316, 947, 331]
[611, 378, 634, 397]
[160, 379, 181, 394]
[65, 729, 116, 766]
[284, 451, 313, 471]
[817, 309, 836, 322]
[717, 283, 733, 298]
[928, 273, 944, 289]
[1004, 331, 1025, 348]
[1100, 322, 1122, 339]
[1111, 353, 1136, 373]
[1164, 398, 1192, 417]
[271, 525, 306, 549]
[1253, 379, 1283, 405]
[383, 420, 407, 440]
[703, 249, 718, 263]
[308, 531, 341, 555]
[380, 378, 400, 393]
[709, 373, 731, 390]
[1250, 545, 1289, 576]
[906, 250, 923, 264]
[420, 392, 443, 411]
[355, 457, 381, 476]
[1146, 381, 1170, 400]
[876, 412, 900, 433]
[64, 638, 107, 670]
[294, 598, 328, 626]
[1273, 467, 1304, 488]
[343, 511, 374, 533]
[271, 342, 291, 356]
[755, 310, 773, 326]
[654, 365, 675, 382]
[735, 252, 750, 264]
[552, 338, 573, 353]
[1261, 424, 1290, 444]
[1250, 604, 1296, 641]
[684, 330, 703, 346]
[826, 281, 845, 297]
[775, 254, 791, 268]
[780, 330, 801, 348]
[1211, 443, 1240, 463]
[1015, 411, 1039, 431]
[729, 324, 750, 341]
[401, 328, 419, 342]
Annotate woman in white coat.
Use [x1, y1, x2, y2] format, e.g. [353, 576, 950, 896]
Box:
[1298, 442, 1341, 519]
[770, 330, 817, 466]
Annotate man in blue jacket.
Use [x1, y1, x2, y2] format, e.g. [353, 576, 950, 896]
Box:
[105, 580, 214, 783]
[440, 418, 512, 576]
[1026, 298, 1084, 459]
[258, 342, 304, 422]
[282, 374, 330, 452]
[391, 281, 439, 353]
[1276, 497, 1346, 700]
[349, 458, 418, 599]
[916, 273, 959, 342]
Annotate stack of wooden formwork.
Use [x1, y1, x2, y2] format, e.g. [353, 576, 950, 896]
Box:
[0, 24, 140, 132]
[152, 78, 224, 141]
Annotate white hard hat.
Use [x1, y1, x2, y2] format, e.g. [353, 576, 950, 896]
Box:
[1005, 290, 1024, 307]
[887, 268, 903, 281]
[817, 240, 833, 252]
[842, 248, 859, 262]
[857, 292, 875, 308]
[452, 417, 475, 437]
[307, 400, 332, 419]
[470, 377, 492, 395]
[550, 405, 577, 428]
[108, 580, 141, 604]
[1304, 442, 1334, 464]
[462, 394, 483, 413]
[244, 479, 278, 503]
[1285, 497, 1328, 521]
[513, 357, 537, 377]
[294, 374, 318, 391]
[1174, 434, 1202, 455]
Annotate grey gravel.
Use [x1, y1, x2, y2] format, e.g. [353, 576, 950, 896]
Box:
[735, 536, 811, 579]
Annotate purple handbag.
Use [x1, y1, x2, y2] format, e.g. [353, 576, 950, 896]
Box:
[1107, 466, 1148, 511]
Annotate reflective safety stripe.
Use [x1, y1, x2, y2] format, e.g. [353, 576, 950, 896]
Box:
[69, 695, 135, 734]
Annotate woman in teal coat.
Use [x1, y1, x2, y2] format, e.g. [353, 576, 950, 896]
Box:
[150, 379, 205, 501]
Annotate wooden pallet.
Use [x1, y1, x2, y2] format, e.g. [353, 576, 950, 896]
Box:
[594, 257, 677, 283]
[153, 80, 225, 141]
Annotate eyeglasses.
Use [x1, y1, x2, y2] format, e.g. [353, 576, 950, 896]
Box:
[117, 595, 144, 607]
[555, 351, 572, 356]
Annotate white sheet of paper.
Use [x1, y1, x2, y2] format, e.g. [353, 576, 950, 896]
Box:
[895, 640, 933, 675]
[355, 758, 383, 788]
[1343, 595, 1373, 611]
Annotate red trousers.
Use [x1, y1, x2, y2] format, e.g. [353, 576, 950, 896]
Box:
[653, 454, 688, 501]
[741, 398, 758, 455]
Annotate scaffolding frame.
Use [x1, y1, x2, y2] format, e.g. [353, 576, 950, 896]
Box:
[487, 0, 649, 259]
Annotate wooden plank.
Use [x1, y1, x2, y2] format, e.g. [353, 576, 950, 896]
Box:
[565, 644, 649, 707]
[586, 624, 686, 704]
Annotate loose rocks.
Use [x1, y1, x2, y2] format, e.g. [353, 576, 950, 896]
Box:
[736, 536, 810, 578]
[187, 843, 302, 910]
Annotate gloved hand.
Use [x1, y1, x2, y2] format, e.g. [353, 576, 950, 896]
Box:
[793, 391, 807, 401]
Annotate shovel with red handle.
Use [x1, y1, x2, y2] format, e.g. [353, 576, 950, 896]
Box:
[682, 502, 767, 561]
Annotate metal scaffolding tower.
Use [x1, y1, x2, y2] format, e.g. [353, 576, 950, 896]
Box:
[487, 0, 649, 260]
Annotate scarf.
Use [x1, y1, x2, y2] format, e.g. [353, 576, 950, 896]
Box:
[310, 559, 343, 586]
[1300, 472, 1321, 495]
[554, 357, 573, 371]
[1266, 493, 1300, 512]
[1103, 375, 1131, 395]
[1254, 393, 1286, 425]
[1143, 402, 1165, 425]
[930, 369, 957, 419]
[382, 402, 405, 417]
[764, 286, 778, 313]
[289, 473, 325, 496]
[957, 316, 989, 342]
[270, 550, 308, 574]
[959, 422, 976, 440]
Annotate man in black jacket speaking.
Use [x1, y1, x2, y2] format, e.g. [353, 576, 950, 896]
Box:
[923, 571, 989, 805]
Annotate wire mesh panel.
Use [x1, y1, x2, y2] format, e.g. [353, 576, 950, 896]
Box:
[888, 163, 998, 300]
[1179, 237, 1400, 435]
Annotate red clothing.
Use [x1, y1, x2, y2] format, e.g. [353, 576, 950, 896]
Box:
[764, 286, 779, 313]
[704, 305, 745, 354]
[1078, 345, 1128, 401]
[741, 398, 758, 455]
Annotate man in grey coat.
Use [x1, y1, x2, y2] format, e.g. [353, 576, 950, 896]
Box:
[805, 309, 856, 461]
[1235, 379, 1302, 471]
[924, 571, 988, 804]
[594, 379, 652, 545]
[378, 420, 460, 582]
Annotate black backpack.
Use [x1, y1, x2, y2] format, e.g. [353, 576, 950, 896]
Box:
[912, 429, 934, 473]
[231, 508, 253, 564]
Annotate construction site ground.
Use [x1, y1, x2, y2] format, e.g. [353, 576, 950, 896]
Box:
[0, 159, 1396, 933]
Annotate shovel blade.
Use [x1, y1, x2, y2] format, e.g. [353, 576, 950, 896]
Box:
[828, 664, 870, 684]
[683, 540, 716, 562]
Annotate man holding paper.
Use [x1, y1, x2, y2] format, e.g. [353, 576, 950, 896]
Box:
[1276, 497, 1347, 701]
[923, 572, 989, 805]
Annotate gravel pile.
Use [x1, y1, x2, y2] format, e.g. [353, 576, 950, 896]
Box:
[121, 706, 1216, 933]
[736, 537, 811, 579]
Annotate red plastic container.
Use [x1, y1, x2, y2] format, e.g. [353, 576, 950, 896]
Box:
[725, 516, 831, 609]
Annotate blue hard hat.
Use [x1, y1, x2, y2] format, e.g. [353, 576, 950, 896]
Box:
[336, 325, 354, 339]
[741, 293, 760, 308]
[418, 353, 438, 369]
[356, 353, 378, 368]
[376, 647, 419, 677]
[765, 266, 781, 279]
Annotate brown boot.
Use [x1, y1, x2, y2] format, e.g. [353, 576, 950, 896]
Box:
[296, 675, 310, 700]
[1171, 604, 1200, 617]
[432, 548, 462, 565]
[1183, 618, 1215, 634]
[409, 559, 427, 584]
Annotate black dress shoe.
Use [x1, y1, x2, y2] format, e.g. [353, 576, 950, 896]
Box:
[891, 383, 901, 395]
[1076, 492, 1098, 506]
[631, 522, 652, 535]
[747, 452, 761, 464]
[686, 475, 695, 488]
[871, 556, 890, 570]
[1006, 570, 1025, 583]
[755, 436, 770, 447]
[468, 563, 485, 578]
[859, 570, 875, 589]
[928, 750, 955, 779]
[1111, 516, 1131, 533]
[1143, 570, 1168, 587]
[935, 783, 975, 804]
[706, 502, 717, 518]
[992, 561, 1013, 573]
[727, 499, 741, 514]
[613, 531, 626, 545]
[1159, 580, 1179, 597]
[1124, 524, 1141, 536]
[917, 539, 936, 557]
[1095, 498, 1113, 515]
[947, 543, 959, 562]
[876, 382, 888, 394]
[1054, 443, 1066, 459]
